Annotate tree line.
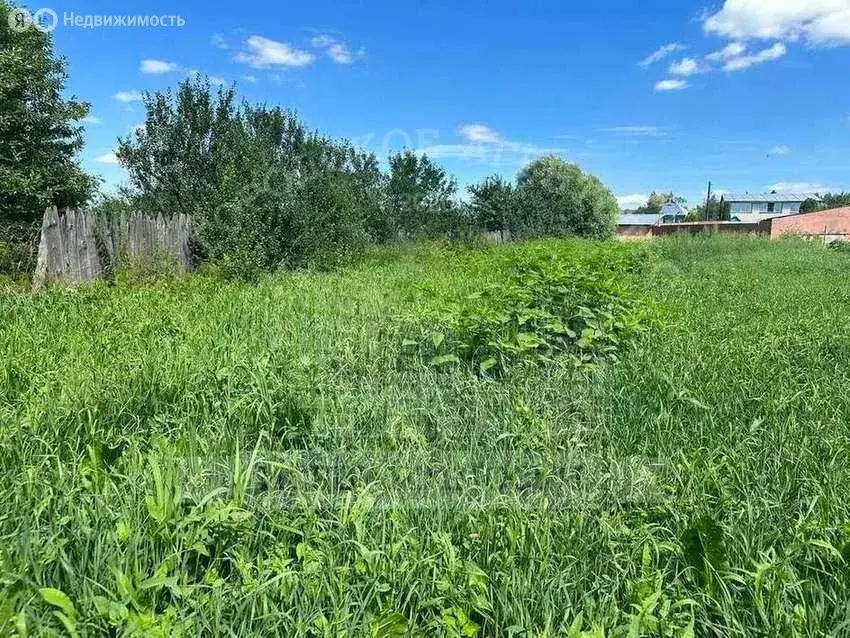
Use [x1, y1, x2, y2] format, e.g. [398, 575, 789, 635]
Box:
[0, 0, 615, 278]
[100, 78, 619, 276]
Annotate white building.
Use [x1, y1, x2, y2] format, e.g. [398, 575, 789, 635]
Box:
[722, 192, 816, 223]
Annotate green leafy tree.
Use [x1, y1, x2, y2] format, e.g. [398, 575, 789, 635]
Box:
[117, 78, 382, 274]
[801, 193, 850, 214]
[688, 196, 730, 221]
[0, 0, 96, 224]
[632, 192, 686, 215]
[513, 156, 618, 239]
[387, 151, 459, 238]
[468, 175, 515, 237]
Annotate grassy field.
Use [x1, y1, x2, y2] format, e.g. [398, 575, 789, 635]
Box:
[2, 236, 850, 636]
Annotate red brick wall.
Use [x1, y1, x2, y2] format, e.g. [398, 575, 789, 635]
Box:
[769, 207, 850, 239]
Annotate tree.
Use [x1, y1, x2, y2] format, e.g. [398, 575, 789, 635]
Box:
[801, 193, 850, 214]
[513, 156, 618, 239]
[117, 78, 383, 274]
[632, 192, 686, 216]
[468, 175, 515, 237]
[689, 196, 730, 221]
[386, 150, 459, 238]
[0, 0, 96, 224]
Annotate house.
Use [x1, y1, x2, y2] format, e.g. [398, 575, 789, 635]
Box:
[721, 191, 816, 223]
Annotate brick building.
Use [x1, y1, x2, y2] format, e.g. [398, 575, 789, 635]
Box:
[769, 206, 850, 242]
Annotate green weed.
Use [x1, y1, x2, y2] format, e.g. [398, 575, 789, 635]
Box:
[2, 236, 850, 635]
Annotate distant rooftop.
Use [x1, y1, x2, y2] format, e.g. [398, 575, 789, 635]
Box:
[619, 213, 661, 226]
[722, 192, 817, 203]
[660, 201, 687, 217]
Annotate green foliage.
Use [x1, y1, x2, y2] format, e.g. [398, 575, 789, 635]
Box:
[387, 150, 462, 239]
[513, 156, 618, 239]
[0, 0, 96, 223]
[4, 236, 850, 634]
[688, 196, 730, 221]
[800, 192, 850, 214]
[410, 247, 651, 375]
[467, 175, 516, 235]
[116, 78, 383, 275]
[632, 192, 686, 216]
[0, 219, 39, 282]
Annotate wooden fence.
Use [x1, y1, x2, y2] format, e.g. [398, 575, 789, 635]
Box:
[33, 207, 194, 288]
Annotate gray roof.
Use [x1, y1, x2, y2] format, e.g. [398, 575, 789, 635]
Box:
[723, 192, 817, 203]
[660, 201, 687, 217]
[619, 213, 661, 226]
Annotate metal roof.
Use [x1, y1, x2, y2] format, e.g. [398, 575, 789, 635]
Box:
[660, 201, 687, 217]
[618, 214, 661, 226]
[723, 192, 817, 203]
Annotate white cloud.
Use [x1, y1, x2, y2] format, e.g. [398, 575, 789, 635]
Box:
[235, 35, 314, 68]
[458, 124, 503, 144]
[706, 41, 747, 61]
[654, 78, 689, 92]
[81, 115, 100, 125]
[771, 144, 791, 155]
[311, 34, 363, 64]
[704, 0, 850, 45]
[327, 42, 353, 64]
[617, 194, 649, 209]
[241, 74, 258, 83]
[723, 42, 786, 71]
[769, 182, 833, 193]
[211, 34, 228, 49]
[311, 35, 335, 48]
[639, 43, 686, 67]
[669, 57, 706, 76]
[602, 126, 669, 137]
[95, 152, 119, 165]
[141, 59, 178, 75]
[113, 90, 143, 103]
[209, 76, 227, 86]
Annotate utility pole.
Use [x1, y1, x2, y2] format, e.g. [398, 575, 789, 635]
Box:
[705, 181, 712, 220]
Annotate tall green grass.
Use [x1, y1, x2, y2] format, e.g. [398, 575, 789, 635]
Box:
[2, 236, 850, 635]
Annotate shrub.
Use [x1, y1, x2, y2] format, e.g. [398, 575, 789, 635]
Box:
[116, 78, 384, 275]
[514, 156, 618, 240]
[409, 250, 651, 375]
[386, 151, 461, 239]
[0, 220, 39, 281]
[468, 176, 516, 238]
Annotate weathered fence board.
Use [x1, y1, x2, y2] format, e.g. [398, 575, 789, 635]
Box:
[33, 207, 193, 288]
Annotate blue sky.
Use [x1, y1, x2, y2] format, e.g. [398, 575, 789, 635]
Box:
[48, 0, 850, 208]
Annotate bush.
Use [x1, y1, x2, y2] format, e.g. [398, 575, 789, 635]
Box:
[116, 79, 384, 275]
[386, 151, 461, 239]
[468, 176, 516, 237]
[513, 156, 618, 240]
[408, 246, 652, 375]
[0, 220, 39, 281]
